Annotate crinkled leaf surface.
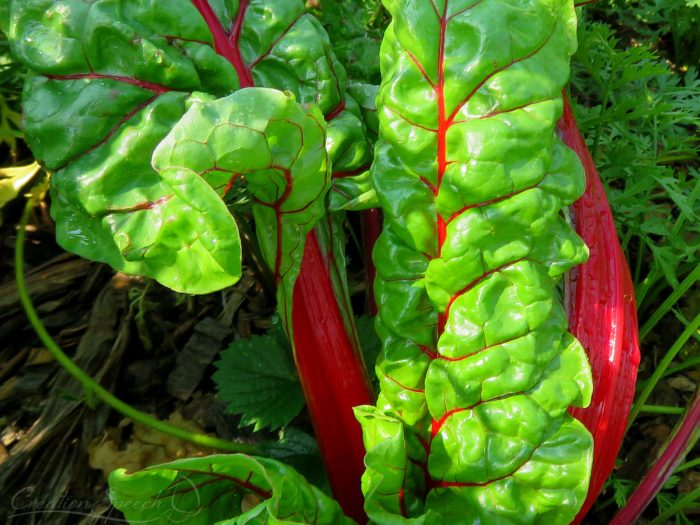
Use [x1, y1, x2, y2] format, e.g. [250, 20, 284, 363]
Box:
[357, 1, 594, 523]
[313, 0, 387, 84]
[153, 88, 329, 315]
[348, 82, 380, 138]
[214, 321, 304, 432]
[9, 0, 367, 294]
[329, 83, 379, 212]
[108, 454, 355, 525]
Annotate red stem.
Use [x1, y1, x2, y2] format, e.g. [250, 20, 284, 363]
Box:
[325, 101, 346, 122]
[610, 390, 700, 525]
[435, 4, 449, 340]
[46, 73, 172, 93]
[292, 230, 374, 524]
[191, 0, 253, 87]
[558, 94, 641, 523]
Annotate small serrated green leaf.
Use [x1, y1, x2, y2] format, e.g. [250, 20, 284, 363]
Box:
[663, 475, 681, 490]
[214, 329, 304, 432]
[610, 475, 633, 508]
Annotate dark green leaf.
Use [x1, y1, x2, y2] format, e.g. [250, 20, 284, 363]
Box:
[261, 428, 329, 493]
[108, 454, 354, 524]
[214, 324, 304, 432]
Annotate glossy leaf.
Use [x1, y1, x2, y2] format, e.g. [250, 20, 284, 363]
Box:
[109, 454, 355, 525]
[313, 0, 386, 84]
[8, 0, 361, 294]
[355, 406, 431, 523]
[155, 88, 329, 315]
[11, 1, 374, 519]
[348, 83, 380, 137]
[329, 83, 379, 212]
[327, 93, 372, 173]
[358, 1, 594, 522]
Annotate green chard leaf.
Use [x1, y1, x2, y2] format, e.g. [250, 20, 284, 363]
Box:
[329, 83, 380, 211]
[357, 1, 594, 523]
[153, 88, 329, 318]
[108, 454, 355, 525]
[9, 0, 368, 299]
[260, 427, 329, 494]
[214, 321, 304, 432]
[347, 82, 380, 138]
[313, 0, 388, 84]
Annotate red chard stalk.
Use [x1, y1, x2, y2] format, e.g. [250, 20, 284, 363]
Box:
[293, 229, 374, 524]
[558, 95, 641, 524]
[610, 389, 700, 525]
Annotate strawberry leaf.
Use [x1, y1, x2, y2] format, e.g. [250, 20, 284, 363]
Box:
[214, 323, 304, 432]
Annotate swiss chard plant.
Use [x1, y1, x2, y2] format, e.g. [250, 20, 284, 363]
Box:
[354, 0, 594, 522]
[7, 0, 648, 524]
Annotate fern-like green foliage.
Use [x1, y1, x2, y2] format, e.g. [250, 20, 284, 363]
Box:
[586, 0, 700, 67]
[570, 18, 700, 311]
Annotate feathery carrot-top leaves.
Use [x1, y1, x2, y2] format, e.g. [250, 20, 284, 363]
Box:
[8, 0, 367, 295]
[357, 1, 594, 522]
[108, 454, 355, 525]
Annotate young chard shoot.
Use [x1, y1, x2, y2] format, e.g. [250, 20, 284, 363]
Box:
[356, 0, 593, 522]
